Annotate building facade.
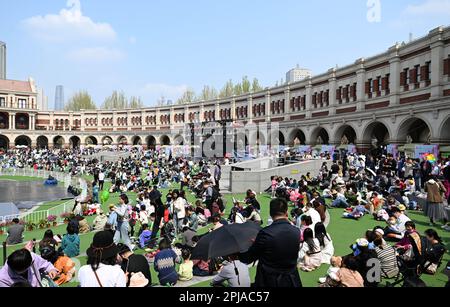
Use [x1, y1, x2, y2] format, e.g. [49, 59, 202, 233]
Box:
[0, 26, 449, 153]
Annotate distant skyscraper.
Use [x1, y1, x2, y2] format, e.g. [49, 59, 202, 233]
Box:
[0, 41, 6, 79]
[54, 85, 65, 111]
[37, 88, 48, 111]
[286, 64, 311, 84]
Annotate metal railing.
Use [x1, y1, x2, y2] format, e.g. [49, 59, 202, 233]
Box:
[0, 167, 84, 228]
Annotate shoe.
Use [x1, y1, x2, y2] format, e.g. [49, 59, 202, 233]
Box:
[441, 225, 449, 229]
[444, 226, 450, 232]
[318, 277, 327, 284]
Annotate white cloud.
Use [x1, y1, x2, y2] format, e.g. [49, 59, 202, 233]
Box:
[22, 0, 116, 42]
[66, 47, 124, 62]
[404, 0, 450, 16]
[129, 36, 137, 44]
[389, 0, 450, 31]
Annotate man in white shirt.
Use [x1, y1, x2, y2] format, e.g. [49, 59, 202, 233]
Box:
[98, 171, 105, 190]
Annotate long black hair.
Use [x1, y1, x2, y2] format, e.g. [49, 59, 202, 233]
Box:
[314, 222, 330, 248]
[424, 229, 442, 244]
[87, 254, 118, 272]
[302, 228, 317, 252]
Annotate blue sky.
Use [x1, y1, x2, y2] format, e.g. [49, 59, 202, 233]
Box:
[1, 0, 449, 107]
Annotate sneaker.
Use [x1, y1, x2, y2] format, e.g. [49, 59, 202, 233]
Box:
[441, 225, 449, 229]
[444, 226, 450, 232]
[318, 277, 327, 284]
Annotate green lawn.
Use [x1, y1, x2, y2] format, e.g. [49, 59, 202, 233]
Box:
[1, 176, 449, 287]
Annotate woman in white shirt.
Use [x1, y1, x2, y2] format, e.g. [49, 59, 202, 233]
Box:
[113, 194, 133, 251]
[78, 231, 126, 287]
[171, 190, 186, 231]
[298, 228, 323, 272]
[314, 222, 334, 264]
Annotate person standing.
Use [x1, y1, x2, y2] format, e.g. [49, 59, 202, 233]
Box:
[242, 198, 302, 287]
[214, 162, 221, 191]
[424, 177, 448, 226]
[6, 218, 24, 245]
[420, 159, 433, 190]
[113, 194, 133, 251]
[98, 170, 105, 190]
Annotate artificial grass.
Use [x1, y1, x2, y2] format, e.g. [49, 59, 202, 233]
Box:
[1, 176, 449, 287]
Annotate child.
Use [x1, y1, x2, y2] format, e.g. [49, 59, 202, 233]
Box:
[342, 202, 368, 220]
[299, 215, 312, 241]
[178, 249, 194, 282]
[59, 223, 80, 258]
[335, 256, 364, 287]
[139, 224, 153, 249]
[319, 256, 342, 287]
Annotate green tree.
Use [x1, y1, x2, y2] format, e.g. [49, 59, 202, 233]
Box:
[219, 79, 234, 98]
[242, 76, 251, 93]
[176, 89, 196, 104]
[64, 90, 96, 111]
[252, 78, 263, 92]
[129, 96, 143, 109]
[198, 85, 218, 101]
[233, 83, 243, 96]
[102, 90, 128, 109]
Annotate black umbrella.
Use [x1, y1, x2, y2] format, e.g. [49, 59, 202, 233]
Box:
[191, 222, 262, 260]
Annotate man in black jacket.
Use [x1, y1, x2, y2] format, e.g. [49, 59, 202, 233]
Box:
[242, 198, 302, 287]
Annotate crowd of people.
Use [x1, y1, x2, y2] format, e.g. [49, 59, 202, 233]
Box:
[0, 146, 449, 288]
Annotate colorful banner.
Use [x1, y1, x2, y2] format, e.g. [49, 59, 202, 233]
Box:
[321, 145, 335, 154]
[297, 145, 312, 153]
[415, 145, 439, 160]
[347, 145, 357, 154]
[387, 144, 398, 157]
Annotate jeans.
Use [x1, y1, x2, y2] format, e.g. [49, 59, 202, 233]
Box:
[332, 197, 349, 208]
[114, 221, 132, 250]
[193, 266, 210, 277]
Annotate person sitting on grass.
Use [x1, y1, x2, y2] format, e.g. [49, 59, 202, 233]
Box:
[154, 238, 179, 286]
[39, 229, 60, 250]
[92, 210, 108, 232]
[342, 200, 369, 220]
[422, 229, 446, 275]
[59, 223, 80, 258]
[211, 254, 251, 288]
[319, 256, 342, 287]
[384, 207, 411, 241]
[0, 248, 58, 287]
[117, 243, 152, 287]
[138, 224, 152, 249]
[178, 249, 194, 282]
[6, 218, 24, 246]
[298, 228, 323, 272]
[299, 215, 313, 241]
[78, 231, 126, 287]
[335, 256, 364, 288]
[39, 245, 76, 286]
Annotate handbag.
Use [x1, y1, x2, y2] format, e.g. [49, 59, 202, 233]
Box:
[31, 264, 58, 288]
